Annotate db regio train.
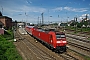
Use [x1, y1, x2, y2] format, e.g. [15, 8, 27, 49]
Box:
[25, 26, 67, 53]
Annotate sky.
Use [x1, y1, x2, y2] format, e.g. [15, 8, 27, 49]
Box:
[0, 0, 90, 24]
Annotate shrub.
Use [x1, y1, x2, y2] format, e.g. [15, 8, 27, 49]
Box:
[0, 30, 22, 60]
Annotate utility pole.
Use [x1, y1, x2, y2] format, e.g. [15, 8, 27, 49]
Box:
[38, 17, 39, 24]
[74, 17, 77, 33]
[41, 13, 44, 25]
[40, 19, 41, 25]
[86, 14, 88, 21]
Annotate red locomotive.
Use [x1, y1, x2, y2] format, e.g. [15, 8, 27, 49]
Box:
[25, 26, 67, 52]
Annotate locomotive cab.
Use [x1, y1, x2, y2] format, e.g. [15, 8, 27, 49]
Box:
[56, 32, 67, 46]
[49, 31, 67, 52]
[55, 32, 67, 52]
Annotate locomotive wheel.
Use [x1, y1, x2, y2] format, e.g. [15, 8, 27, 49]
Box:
[59, 46, 66, 53]
[54, 46, 66, 53]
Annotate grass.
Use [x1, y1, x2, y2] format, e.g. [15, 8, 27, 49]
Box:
[78, 53, 90, 60]
[0, 29, 22, 60]
[65, 26, 90, 34]
[88, 38, 90, 40]
[66, 26, 90, 32]
[84, 56, 90, 60]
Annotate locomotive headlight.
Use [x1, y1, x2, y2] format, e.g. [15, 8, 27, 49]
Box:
[57, 41, 67, 43]
[57, 41, 61, 43]
[63, 41, 67, 43]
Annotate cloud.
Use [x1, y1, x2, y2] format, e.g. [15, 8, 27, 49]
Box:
[20, 5, 46, 13]
[26, 0, 32, 4]
[89, 4, 90, 6]
[79, 14, 90, 21]
[3, 5, 47, 21]
[64, 7, 88, 12]
[52, 7, 63, 11]
[53, 7, 88, 12]
[4, 5, 46, 14]
[82, 14, 90, 17]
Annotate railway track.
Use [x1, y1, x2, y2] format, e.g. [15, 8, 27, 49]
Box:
[66, 33, 90, 57]
[68, 41, 90, 52]
[66, 34, 90, 43]
[24, 31, 80, 60]
[58, 52, 78, 60]
[26, 36, 80, 60]
[15, 32, 36, 60]
[15, 29, 57, 60]
[15, 28, 85, 60]
[22, 38, 56, 60]
[43, 26, 90, 59]
[24, 36, 80, 60]
[67, 41, 90, 57]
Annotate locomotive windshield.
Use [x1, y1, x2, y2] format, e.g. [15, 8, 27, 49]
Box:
[56, 34, 65, 39]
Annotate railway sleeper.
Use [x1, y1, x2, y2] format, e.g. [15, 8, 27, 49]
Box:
[68, 42, 90, 52]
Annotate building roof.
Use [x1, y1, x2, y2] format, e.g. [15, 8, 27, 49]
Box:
[0, 16, 12, 19]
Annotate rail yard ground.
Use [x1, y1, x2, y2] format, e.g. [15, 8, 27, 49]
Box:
[13, 27, 90, 60]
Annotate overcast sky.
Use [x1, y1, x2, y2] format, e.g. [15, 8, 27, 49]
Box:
[0, 0, 90, 24]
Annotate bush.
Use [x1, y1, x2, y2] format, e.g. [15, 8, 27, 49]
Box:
[0, 30, 22, 60]
[5, 48, 22, 60]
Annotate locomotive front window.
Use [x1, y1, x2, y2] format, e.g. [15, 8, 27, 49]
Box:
[56, 34, 65, 39]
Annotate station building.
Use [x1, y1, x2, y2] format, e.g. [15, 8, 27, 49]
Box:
[0, 12, 12, 29]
